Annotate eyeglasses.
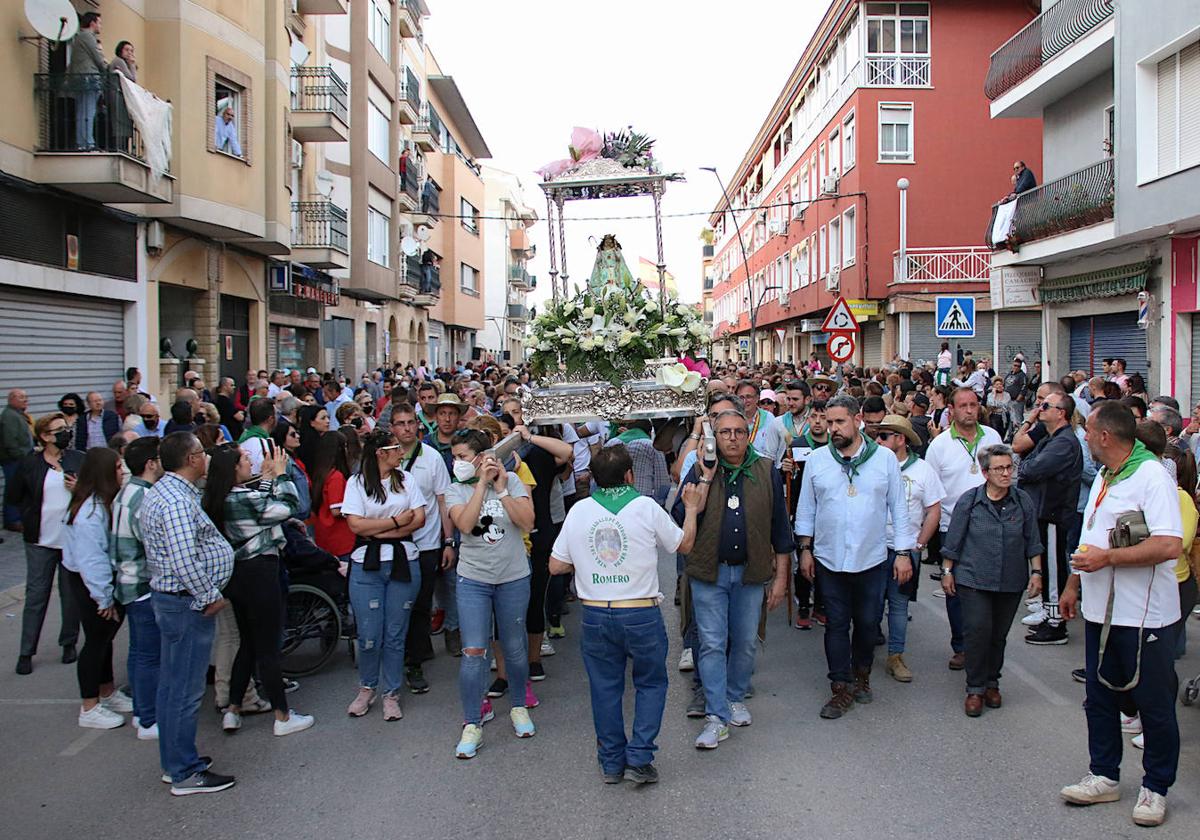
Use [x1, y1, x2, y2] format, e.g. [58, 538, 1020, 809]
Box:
[875, 432, 897, 442]
[1040, 401, 1062, 411]
[813, 385, 832, 391]
[717, 428, 749, 439]
[988, 464, 1015, 473]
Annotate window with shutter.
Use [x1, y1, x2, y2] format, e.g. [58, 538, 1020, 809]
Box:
[1157, 40, 1200, 177]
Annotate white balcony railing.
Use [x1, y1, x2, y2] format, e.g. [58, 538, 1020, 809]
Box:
[892, 247, 991, 285]
[865, 55, 930, 87]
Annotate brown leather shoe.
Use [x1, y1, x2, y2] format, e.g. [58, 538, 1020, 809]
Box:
[948, 652, 965, 671]
[852, 668, 873, 704]
[984, 687, 1002, 708]
[819, 682, 855, 719]
[964, 694, 983, 717]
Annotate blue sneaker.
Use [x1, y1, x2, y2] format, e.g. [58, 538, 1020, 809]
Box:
[455, 724, 482, 759]
[510, 707, 535, 738]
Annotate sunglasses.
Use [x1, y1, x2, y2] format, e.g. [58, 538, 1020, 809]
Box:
[377, 443, 402, 452]
[1040, 401, 1062, 411]
[874, 431, 898, 442]
[813, 384, 832, 391]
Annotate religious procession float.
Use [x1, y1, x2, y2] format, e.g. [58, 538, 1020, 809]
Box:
[521, 127, 710, 423]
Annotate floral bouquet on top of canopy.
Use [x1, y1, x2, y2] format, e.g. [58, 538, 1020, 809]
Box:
[525, 275, 711, 390]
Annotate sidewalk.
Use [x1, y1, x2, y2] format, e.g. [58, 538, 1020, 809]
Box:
[0, 532, 26, 608]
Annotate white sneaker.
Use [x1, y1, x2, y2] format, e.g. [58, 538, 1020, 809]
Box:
[1131, 732, 1144, 750]
[729, 702, 752, 727]
[100, 688, 134, 714]
[1120, 713, 1142, 734]
[1022, 608, 1047, 626]
[273, 710, 314, 736]
[540, 640, 556, 657]
[1025, 597, 1041, 608]
[221, 710, 242, 733]
[136, 722, 159, 740]
[678, 648, 695, 672]
[1061, 772, 1121, 805]
[79, 703, 125, 729]
[1132, 787, 1167, 826]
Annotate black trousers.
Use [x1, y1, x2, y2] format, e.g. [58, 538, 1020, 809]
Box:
[226, 556, 288, 712]
[64, 570, 124, 699]
[527, 525, 559, 635]
[958, 585, 1023, 694]
[1037, 517, 1074, 613]
[405, 548, 442, 667]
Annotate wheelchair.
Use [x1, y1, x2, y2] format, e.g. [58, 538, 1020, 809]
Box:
[279, 523, 357, 677]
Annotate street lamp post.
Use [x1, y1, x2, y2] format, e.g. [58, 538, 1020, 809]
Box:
[897, 178, 910, 284]
[702, 166, 765, 367]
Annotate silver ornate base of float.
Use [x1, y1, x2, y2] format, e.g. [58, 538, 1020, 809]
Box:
[521, 379, 705, 424]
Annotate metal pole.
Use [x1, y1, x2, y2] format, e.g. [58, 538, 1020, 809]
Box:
[555, 195, 569, 298]
[544, 193, 559, 307]
[702, 167, 755, 368]
[652, 182, 668, 316]
[897, 178, 910, 284]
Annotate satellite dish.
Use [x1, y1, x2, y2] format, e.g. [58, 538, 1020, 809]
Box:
[315, 170, 335, 198]
[289, 38, 310, 68]
[401, 237, 420, 257]
[414, 226, 432, 242]
[24, 0, 78, 41]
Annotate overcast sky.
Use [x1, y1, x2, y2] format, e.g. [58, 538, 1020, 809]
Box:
[424, 0, 830, 308]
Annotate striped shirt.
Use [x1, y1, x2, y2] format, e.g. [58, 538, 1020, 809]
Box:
[140, 472, 234, 610]
[220, 476, 299, 562]
[110, 477, 153, 605]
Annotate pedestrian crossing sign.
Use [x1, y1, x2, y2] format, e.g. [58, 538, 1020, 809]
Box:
[935, 296, 975, 338]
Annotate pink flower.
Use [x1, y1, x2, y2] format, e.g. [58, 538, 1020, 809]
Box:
[680, 356, 710, 378]
[569, 127, 603, 163]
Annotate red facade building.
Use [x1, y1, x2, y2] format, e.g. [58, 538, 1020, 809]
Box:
[708, 0, 1043, 368]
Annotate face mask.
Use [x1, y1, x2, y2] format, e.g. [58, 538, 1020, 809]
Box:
[143, 417, 158, 429]
[53, 430, 72, 449]
[61, 405, 77, 416]
[351, 416, 364, 429]
[453, 459, 477, 482]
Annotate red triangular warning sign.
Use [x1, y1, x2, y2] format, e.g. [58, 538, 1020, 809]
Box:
[820, 296, 860, 333]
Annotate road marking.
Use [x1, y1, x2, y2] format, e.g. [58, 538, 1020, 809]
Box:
[59, 729, 105, 756]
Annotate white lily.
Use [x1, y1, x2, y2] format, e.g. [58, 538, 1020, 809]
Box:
[656, 362, 687, 389]
[563, 301, 576, 316]
[618, 329, 636, 347]
[667, 327, 687, 336]
[581, 306, 595, 319]
[688, 322, 707, 337]
[680, 371, 702, 392]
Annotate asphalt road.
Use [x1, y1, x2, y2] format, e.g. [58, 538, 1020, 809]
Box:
[1, 555, 1198, 840]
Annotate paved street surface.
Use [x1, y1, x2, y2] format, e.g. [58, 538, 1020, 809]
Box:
[1, 553, 1198, 840]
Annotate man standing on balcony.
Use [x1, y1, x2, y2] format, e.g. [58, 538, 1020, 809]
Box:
[1005, 161, 1037, 200]
[69, 13, 107, 151]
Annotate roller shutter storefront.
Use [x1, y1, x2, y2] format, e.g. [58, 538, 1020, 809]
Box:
[1192, 314, 1200, 411]
[996, 311, 1042, 365]
[0, 286, 125, 415]
[908, 311, 996, 368]
[860, 321, 883, 367]
[1068, 311, 1146, 378]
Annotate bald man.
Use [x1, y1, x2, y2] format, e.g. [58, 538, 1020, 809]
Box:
[1, 389, 33, 529]
[77, 390, 120, 451]
[104, 381, 128, 419]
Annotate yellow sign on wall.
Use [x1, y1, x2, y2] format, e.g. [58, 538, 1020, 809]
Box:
[847, 299, 879, 319]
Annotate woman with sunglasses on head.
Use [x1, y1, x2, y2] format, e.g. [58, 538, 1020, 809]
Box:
[310, 433, 356, 571]
[202, 443, 313, 737]
[271, 421, 311, 521]
[296, 405, 330, 473]
[341, 429, 427, 721]
[447, 429, 535, 759]
[62, 447, 132, 728]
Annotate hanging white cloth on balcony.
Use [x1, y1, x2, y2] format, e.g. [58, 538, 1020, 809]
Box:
[991, 198, 1017, 246]
[118, 74, 173, 182]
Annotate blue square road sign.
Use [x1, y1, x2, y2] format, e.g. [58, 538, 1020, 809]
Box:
[935, 296, 975, 338]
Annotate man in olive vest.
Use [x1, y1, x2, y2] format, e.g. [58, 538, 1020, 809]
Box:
[674, 406, 793, 751]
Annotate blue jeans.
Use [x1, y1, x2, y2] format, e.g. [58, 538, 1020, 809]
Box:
[883, 550, 910, 655]
[75, 87, 101, 149]
[690, 564, 762, 723]
[581, 606, 668, 773]
[126, 598, 160, 727]
[153, 593, 217, 784]
[2, 458, 21, 526]
[456, 574, 530, 724]
[349, 559, 421, 696]
[817, 560, 889, 683]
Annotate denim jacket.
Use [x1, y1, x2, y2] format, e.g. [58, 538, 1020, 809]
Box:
[62, 497, 114, 609]
[940, 485, 1043, 593]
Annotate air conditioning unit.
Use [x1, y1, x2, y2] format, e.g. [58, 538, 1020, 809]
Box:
[821, 175, 839, 195]
[145, 220, 165, 254]
[792, 201, 805, 220]
[825, 265, 841, 292]
[767, 219, 784, 237]
[290, 139, 304, 169]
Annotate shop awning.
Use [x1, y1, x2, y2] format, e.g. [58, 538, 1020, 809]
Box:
[1038, 259, 1158, 305]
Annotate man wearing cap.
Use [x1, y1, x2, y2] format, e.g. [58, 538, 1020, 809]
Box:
[423, 393, 465, 473]
[796, 395, 911, 719]
[906, 392, 932, 456]
[871, 415, 944, 682]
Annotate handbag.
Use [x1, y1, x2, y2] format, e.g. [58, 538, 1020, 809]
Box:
[1095, 510, 1154, 692]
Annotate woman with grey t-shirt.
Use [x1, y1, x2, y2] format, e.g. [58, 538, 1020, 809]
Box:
[445, 429, 535, 760]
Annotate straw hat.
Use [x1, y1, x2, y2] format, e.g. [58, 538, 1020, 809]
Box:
[870, 414, 921, 447]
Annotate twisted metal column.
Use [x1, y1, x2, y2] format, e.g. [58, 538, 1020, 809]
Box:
[555, 195, 569, 298]
[652, 183, 667, 316]
[544, 193, 559, 307]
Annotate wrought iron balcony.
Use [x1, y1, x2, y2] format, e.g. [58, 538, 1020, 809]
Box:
[892, 247, 991, 285]
[987, 158, 1114, 249]
[291, 199, 349, 269]
[864, 55, 930, 87]
[508, 303, 530, 322]
[420, 180, 441, 215]
[702, 244, 714, 258]
[399, 69, 421, 123]
[291, 66, 349, 142]
[509, 266, 532, 289]
[984, 0, 1114, 100]
[398, 0, 423, 38]
[32, 72, 171, 202]
[400, 162, 420, 202]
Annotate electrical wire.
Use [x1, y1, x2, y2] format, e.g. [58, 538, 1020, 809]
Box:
[417, 195, 847, 223]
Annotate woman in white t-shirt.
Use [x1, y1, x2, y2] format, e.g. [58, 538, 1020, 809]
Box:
[445, 429, 535, 759]
[340, 429, 426, 722]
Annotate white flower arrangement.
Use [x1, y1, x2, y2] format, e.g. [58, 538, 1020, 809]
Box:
[528, 276, 711, 385]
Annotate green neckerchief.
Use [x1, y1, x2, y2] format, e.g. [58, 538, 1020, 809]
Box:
[829, 434, 879, 483]
[615, 428, 651, 444]
[719, 447, 761, 485]
[237, 424, 269, 444]
[949, 422, 985, 459]
[901, 451, 919, 471]
[1100, 440, 1158, 486]
[592, 484, 640, 515]
[401, 440, 423, 472]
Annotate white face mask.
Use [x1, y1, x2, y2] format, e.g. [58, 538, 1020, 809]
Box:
[452, 459, 477, 482]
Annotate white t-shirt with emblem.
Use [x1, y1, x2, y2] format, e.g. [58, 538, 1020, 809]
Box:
[339, 472, 426, 564]
[1078, 459, 1183, 628]
[551, 496, 683, 601]
[886, 457, 946, 549]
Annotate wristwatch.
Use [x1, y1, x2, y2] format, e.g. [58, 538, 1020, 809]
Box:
[941, 565, 954, 576]
[1030, 568, 1043, 576]
[497, 489, 511, 500]
[895, 550, 912, 558]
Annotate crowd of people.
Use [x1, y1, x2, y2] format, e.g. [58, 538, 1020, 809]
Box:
[1, 351, 1197, 826]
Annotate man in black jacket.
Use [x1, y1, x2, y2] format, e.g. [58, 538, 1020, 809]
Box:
[75, 391, 120, 450]
[214, 377, 244, 440]
[1016, 391, 1082, 646]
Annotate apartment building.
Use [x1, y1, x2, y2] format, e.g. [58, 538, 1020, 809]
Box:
[709, 0, 1043, 368]
[985, 0, 1200, 403]
[480, 165, 538, 364]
